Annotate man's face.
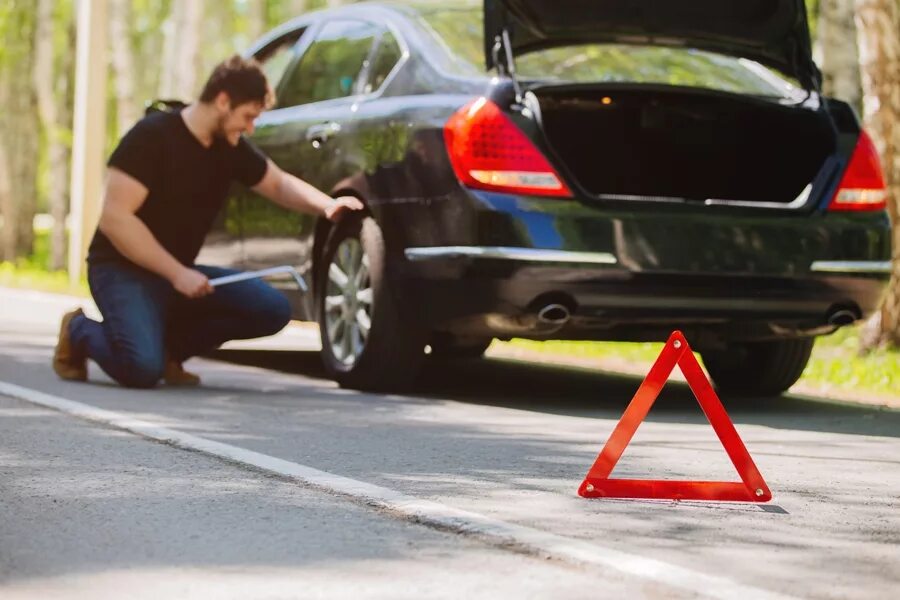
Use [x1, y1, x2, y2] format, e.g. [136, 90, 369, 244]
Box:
[214, 93, 264, 146]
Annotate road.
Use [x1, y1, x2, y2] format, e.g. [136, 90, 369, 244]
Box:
[0, 286, 898, 599]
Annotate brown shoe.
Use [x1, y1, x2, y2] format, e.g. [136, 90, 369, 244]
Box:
[164, 356, 201, 386]
[53, 308, 87, 381]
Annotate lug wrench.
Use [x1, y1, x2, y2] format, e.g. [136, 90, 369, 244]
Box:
[208, 265, 308, 292]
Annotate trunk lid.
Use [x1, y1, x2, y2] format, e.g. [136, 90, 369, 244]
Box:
[484, 0, 820, 89]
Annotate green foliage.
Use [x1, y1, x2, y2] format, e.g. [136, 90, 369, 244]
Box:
[0, 232, 88, 296]
[807, 0, 820, 41]
[501, 330, 900, 401]
[0, 262, 88, 296]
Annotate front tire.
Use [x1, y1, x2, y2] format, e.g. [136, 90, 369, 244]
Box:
[317, 216, 425, 391]
[701, 338, 814, 397]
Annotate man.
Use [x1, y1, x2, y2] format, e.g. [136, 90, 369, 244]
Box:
[53, 55, 363, 388]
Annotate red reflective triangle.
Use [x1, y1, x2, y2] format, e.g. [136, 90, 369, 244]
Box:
[578, 331, 772, 502]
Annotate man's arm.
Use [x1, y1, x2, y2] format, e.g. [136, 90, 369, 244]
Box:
[251, 159, 364, 221]
[99, 168, 213, 299]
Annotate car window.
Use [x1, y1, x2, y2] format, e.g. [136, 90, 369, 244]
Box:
[416, 7, 483, 77]
[277, 19, 379, 108]
[254, 29, 307, 91]
[515, 45, 800, 97]
[360, 31, 404, 95]
[418, 7, 799, 98]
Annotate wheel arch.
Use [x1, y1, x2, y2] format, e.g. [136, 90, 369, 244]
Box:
[313, 187, 372, 300]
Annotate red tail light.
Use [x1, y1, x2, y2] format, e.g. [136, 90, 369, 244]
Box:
[443, 98, 572, 197]
[829, 130, 888, 211]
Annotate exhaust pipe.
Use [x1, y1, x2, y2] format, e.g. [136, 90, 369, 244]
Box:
[826, 308, 859, 327]
[484, 300, 573, 335]
[537, 303, 571, 327]
[770, 304, 861, 336]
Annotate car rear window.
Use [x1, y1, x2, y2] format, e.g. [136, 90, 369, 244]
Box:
[418, 7, 800, 98]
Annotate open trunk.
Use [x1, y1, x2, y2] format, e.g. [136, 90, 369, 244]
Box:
[533, 87, 836, 206]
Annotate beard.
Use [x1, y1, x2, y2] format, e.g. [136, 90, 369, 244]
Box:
[212, 113, 230, 141]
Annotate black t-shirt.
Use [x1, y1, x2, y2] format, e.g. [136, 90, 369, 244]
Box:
[88, 110, 268, 266]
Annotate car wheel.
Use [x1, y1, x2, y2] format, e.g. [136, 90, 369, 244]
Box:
[318, 215, 426, 391]
[428, 334, 492, 359]
[701, 338, 814, 397]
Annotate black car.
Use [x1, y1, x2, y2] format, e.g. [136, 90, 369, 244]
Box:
[199, 0, 892, 395]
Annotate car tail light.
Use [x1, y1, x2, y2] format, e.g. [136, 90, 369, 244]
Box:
[443, 97, 572, 197]
[828, 130, 888, 211]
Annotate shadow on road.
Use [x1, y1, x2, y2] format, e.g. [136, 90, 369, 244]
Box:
[208, 349, 900, 439]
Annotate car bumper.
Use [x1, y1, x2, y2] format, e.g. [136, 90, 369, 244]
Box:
[380, 189, 892, 343]
[399, 246, 890, 344]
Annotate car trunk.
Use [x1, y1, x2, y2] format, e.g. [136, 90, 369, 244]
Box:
[532, 87, 836, 205]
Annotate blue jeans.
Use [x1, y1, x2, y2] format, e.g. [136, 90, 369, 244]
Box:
[70, 262, 292, 388]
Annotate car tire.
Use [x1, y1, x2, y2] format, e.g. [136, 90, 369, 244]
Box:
[428, 334, 492, 359]
[701, 338, 814, 397]
[317, 215, 426, 391]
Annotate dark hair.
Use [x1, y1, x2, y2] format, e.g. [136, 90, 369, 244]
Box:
[199, 55, 273, 108]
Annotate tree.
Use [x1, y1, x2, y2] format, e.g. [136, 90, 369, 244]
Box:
[109, 0, 140, 136]
[159, 0, 206, 100]
[0, 1, 40, 261]
[0, 144, 11, 257]
[817, 0, 862, 108]
[855, 0, 900, 347]
[129, 0, 171, 121]
[33, 0, 74, 271]
[265, 0, 311, 30]
[247, 0, 267, 40]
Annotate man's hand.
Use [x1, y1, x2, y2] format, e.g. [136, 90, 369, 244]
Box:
[171, 268, 214, 299]
[253, 161, 366, 221]
[324, 196, 365, 223]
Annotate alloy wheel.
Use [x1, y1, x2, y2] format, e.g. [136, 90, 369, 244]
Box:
[324, 238, 373, 367]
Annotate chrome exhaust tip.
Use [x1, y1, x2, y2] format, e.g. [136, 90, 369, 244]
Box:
[826, 308, 859, 327]
[537, 303, 571, 326]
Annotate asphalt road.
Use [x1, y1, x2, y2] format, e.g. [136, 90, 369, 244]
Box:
[1, 286, 898, 599]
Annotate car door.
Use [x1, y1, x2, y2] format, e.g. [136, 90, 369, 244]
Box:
[242, 19, 381, 282]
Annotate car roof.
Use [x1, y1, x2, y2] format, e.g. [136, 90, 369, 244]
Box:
[246, 1, 478, 55]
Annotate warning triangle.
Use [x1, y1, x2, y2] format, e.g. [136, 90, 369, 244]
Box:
[578, 331, 772, 502]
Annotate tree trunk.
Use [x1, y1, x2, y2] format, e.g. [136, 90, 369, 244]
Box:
[131, 2, 169, 112]
[52, 13, 76, 271]
[159, 0, 206, 101]
[0, 5, 39, 261]
[109, 0, 139, 136]
[855, 0, 900, 347]
[817, 0, 862, 108]
[0, 140, 12, 261]
[33, 0, 70, 270]
[247, 0, 267, 40]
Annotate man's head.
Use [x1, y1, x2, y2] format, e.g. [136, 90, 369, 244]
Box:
[199, 55, 274, 146]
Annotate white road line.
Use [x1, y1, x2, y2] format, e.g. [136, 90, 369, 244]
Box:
[0, 380, 795, 600]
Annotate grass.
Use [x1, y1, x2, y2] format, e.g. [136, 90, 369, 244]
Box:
[499, 327, 900, 400]
[0, 231, 88, 297]
[0, 262, 88, 296]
